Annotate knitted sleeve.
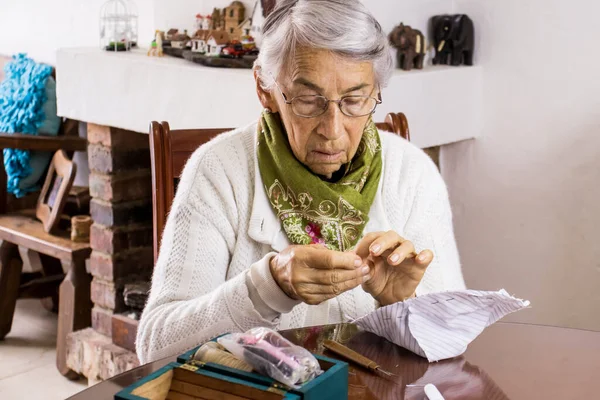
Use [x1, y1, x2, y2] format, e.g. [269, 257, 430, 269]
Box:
[136, 145, 279, 363]
[399, 149, 466, 294]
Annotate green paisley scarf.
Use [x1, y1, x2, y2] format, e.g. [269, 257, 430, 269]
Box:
[257, 111, 382, 251]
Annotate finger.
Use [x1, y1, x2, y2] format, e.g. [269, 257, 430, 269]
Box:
[294, 281, 345, 303]
[302, 292, 328, 306]
[330, 275, 365, 296]
[369, 230, 406, 257]
[415, 249, 434, 268]
[387, 240, 417, 266]
[305, 246, 363, 270]
[306, 265, 371, 287]
[354, 231, 384, 258]
[300, 269, 368, 296]
[298, 264, 371, 295]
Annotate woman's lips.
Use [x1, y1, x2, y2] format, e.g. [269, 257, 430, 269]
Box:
[310, 150, 344, 163]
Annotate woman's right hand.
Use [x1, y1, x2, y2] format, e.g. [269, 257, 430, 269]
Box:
[269, 245, 371, 305]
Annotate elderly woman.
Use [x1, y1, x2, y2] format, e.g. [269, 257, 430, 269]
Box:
[137, 0, 465, 363]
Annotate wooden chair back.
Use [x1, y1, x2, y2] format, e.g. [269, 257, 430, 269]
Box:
[149, 112, 410, 263]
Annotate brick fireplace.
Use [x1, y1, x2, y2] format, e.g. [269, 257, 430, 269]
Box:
[66, 124, 154, 383]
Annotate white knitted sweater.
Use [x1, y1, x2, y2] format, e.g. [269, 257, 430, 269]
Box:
[136, 121, 466, 363]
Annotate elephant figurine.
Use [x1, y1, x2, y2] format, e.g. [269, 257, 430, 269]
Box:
[388, 23, 426, 71]
[431, 14, 475, 66]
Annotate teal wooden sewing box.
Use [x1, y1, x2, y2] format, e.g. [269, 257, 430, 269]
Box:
[114, 336, 349, 400]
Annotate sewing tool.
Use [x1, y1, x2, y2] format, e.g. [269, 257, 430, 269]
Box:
[322, 339, 395, 377]
[192, 341, 253, 372]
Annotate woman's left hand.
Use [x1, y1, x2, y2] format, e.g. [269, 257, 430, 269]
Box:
[355, 231, 433, 306]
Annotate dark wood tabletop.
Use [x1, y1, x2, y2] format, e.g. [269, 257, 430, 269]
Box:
[67, 322, 600, 400]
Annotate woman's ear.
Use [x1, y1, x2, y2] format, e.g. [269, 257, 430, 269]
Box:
[254, 67, 279, 113]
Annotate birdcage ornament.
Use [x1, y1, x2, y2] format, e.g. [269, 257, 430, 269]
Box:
[100, 0, 138, 51]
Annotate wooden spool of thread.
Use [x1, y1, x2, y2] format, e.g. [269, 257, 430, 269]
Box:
[193, 341, 253, 372]
[71, 215, 92, 243]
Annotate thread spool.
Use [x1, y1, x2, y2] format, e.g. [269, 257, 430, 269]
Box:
[193, 341, 253, 372]
[71, 215, 92, 243]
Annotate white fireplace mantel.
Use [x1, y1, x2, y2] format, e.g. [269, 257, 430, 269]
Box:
[56, 47, 482, 149]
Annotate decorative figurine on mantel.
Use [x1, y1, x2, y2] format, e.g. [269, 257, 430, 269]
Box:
[211, 7, 225, 30]
[162, 1, 274, 68]
[165, 28, 179, 41]
[147, 30, 164, 57]
[207, 31, 231, 56]
[224, 1, 246, 39]
[388, 23, 426, 71]
[99, 0, 138, 51]
[431, 14, 475, 66]
[190, 29, 211, 53]
[241, 34, 258, 55]
[195, 13, 212, 31]
[171, 30, 191, 49]
[162, 29, 191, 57]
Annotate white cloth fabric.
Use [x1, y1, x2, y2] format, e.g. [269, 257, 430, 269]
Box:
[136, 121, 466, 363]
[355, 289, 530, 362]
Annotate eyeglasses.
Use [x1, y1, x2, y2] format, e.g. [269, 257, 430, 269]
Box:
[272, 80, 382, 118]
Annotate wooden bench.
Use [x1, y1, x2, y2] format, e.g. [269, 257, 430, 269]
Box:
[0, 213, 92, 378]
[0, 54, 91, 379]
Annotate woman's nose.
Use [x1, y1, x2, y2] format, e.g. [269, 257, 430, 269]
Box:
[316, 102, 344, 140]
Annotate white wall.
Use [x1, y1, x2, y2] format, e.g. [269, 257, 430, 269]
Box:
[444, 0, 600, 331]
[0, 0, 154, 65]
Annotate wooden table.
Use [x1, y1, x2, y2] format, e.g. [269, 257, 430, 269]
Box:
[67, 322, 600, 399]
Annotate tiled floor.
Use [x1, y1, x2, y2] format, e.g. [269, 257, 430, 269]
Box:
[0, 299, 88, 400]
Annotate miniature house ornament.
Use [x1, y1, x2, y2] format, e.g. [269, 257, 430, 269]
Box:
[196, 14, 212, 31]
[100, 0, 138, 51]
[161, 0, 272, 68]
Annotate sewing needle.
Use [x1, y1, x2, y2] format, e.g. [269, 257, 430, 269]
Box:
[322, 339, 396, 377]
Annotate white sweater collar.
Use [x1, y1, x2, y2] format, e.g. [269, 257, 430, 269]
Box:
[247, 127, 391, 252]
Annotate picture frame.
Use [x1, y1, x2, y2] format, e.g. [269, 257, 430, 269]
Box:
[36, 150, 77, 233]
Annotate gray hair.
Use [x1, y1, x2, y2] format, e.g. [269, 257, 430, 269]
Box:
[255, 0, 393, 90]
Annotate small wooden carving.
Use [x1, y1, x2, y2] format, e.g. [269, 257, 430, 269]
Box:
[147, 30, 164, 57]
[36, 150, 77, 233]
[431, 14, 475, 66]
[71, 215, 92, 243]
[389, 23, 426, 71]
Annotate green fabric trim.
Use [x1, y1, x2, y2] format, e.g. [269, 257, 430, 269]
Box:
[257, 111, 382, 251]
